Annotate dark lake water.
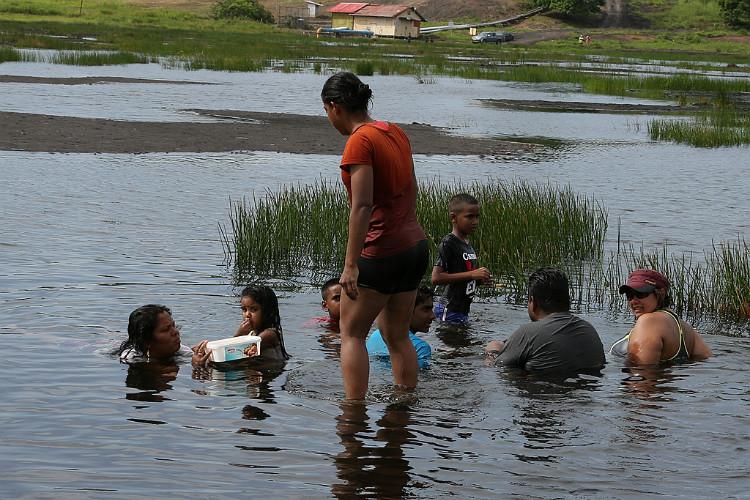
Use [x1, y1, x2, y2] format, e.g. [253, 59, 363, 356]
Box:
[1, 60, 749, 498]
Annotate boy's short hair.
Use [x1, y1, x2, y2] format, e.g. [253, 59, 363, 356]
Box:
[321, 278, 340, 299]
[449, 193, 479, 214]
[414, 285, 434, 307]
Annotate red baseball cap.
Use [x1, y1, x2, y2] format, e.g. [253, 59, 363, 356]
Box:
[618, 269, 670, 295]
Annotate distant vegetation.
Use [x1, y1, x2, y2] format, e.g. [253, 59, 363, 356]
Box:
[718, 0, 750, 27]
[533, 0, 605, 18]
[212, 0, 273, 23]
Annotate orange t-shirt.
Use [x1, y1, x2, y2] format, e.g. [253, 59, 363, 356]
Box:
[340, 121, 425, 259]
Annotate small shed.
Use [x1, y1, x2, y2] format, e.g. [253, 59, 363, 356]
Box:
[329, 3, 369, 29]
[305, 0, 323, 18]
[351, 5, 426, 38]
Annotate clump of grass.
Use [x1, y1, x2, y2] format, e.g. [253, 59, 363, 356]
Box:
[648, 106, 750, 147]
[593, 238, 750, 330]
[48, 50, 153, 65]
[707, 238, 750, 322]
[500, 65, 750, 100]
[354, 60, 374, 76]
[221, 179, 607, 295]
[221, 180, 349, 282]
[0, 45, 22, 63]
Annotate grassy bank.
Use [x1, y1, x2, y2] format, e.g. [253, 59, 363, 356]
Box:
[221, 179, 607, 294]
[2, 0, 750, 71]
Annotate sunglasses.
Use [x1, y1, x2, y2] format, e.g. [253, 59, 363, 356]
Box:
[624, 289, 652, 300]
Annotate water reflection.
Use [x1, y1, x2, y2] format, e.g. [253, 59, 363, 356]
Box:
[124, 360, 180, 402]
[332, 402, 419, 498]
[614, 366, 685, 444]
[503, 370, 603, 463]
[192, 361, 284, 403]
[316, 329, 342, 359]
[619, 366, 682, 402]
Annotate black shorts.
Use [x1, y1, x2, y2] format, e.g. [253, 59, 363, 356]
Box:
[357, 239, 429, 294]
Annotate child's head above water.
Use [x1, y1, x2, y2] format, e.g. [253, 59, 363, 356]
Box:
[411, 286, 436, 333]
[320, 278, 342, 323]
[239, 284, 289, 359]
[118, 304, 181, 359]
[449, 193, 480, 238]
[240, 285, 282, 333]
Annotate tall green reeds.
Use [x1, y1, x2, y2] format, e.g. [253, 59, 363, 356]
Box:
[500, 65, 750, 99]
[221, 179, 608, 293]
[0, 45, 22, 63]
[47, 51, 154, 65]
[648, 106, 750, 147]
[592, 238, 750, 329]
[221, 179, 750, 330]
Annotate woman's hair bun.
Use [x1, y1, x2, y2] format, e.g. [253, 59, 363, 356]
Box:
[357, 82, 371, 99]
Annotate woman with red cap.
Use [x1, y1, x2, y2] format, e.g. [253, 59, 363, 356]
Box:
[611, 269, 712, 364]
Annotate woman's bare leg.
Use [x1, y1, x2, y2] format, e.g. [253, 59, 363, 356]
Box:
[339, 287, 388, 400]
[378, 289, 419, 389]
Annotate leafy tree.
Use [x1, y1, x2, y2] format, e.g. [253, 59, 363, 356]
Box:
[212, 0, 275, 23]
[532, 0, 605, 17]
[719, 0, 750, 28]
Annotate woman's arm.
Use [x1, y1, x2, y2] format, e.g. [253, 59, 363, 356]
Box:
[340, 164, 373, 299]
[686, 324, 712, 359]
[626, 315, 665, 366]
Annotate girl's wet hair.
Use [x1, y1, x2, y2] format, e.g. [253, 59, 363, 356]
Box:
[321, 71, 373, 114]
[241, 285, 290, 360]
[116, 304, 171, 357]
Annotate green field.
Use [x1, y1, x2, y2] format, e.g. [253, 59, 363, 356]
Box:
[2, 0, 749, 147]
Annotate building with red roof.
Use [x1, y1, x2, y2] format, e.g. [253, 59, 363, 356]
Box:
[328, 3, 426, 38]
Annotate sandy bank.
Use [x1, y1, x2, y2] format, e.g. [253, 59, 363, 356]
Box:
[0, 110, 536, 155]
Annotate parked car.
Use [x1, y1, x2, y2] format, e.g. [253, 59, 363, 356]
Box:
[471, 31, 514, 44]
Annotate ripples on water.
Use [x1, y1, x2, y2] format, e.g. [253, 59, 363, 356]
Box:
[1, 61, 749, 497]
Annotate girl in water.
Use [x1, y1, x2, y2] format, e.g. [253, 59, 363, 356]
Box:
[192, 285, 290, 365]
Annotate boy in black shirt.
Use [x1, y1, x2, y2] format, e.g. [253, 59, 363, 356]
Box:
[431, 193, 491, 325]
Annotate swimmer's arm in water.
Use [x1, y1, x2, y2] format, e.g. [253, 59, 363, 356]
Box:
[234, 318, 253, 337]
[341, 164, 373, 300]
[191, 340, 211, 367]
[685, 323, 713, 360]
[626, 314, 665, 366]
[484, 339, 505, 366]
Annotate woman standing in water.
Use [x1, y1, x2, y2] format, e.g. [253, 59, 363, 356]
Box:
[321, 72, 428, 400]
[611, 269, 712, 364]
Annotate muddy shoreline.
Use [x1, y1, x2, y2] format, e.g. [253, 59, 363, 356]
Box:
[0, 75, 210, 85]
[0, 110, 536, 155]
[480, 98, 702, 114]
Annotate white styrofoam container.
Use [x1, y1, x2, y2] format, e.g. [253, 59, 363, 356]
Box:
[205, 335, 262, 362]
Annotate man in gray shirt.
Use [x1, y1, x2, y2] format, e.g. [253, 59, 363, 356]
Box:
[485, 267, 605, 373]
